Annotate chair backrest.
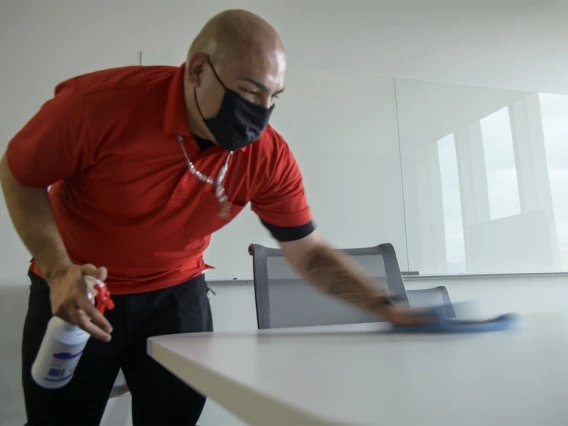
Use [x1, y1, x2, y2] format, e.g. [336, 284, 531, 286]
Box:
[406, 286, 456, 318]
[249, 243, 410, 329]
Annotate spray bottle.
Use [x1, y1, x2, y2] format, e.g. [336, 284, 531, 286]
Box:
[31, 275, 115, 389]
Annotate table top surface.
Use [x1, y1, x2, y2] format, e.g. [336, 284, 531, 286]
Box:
[148, 313, 568, 426]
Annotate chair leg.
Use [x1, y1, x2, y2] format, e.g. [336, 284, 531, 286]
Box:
[109, 369, 130, 399]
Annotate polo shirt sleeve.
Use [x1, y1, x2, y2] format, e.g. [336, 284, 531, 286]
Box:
[6, 82, 96, 188]
[251, 135, 315, 241]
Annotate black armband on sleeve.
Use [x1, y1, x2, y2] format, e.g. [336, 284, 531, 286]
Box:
[261, 220, 316, 242]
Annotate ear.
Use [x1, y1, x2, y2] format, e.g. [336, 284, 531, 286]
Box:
[187, 53, 207, 86]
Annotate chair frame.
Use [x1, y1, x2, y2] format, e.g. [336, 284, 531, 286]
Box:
[408, 286, 456, 318]
[248, 243, 409, 329]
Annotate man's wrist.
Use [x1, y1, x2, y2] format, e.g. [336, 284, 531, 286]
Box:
[43, 259, 74, 283]
[367, 294, 393, 315]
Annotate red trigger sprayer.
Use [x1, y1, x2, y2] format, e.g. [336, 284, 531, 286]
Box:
[91, 279, 115, 315]
[31, 276, 115, 389]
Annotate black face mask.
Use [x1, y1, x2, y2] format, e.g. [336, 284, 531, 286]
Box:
[194, 59, 274, 151]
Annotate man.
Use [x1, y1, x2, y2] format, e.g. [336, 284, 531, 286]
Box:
[0, 9, 429, 426]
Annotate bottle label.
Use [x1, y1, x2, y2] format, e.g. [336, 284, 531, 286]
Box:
[44, 349, 84, 382]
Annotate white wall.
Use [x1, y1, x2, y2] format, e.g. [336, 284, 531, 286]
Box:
[2, 1, 568, 425]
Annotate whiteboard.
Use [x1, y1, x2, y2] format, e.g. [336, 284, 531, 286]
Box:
[141, 51, 407, 280]
[396, 78, 568, 274]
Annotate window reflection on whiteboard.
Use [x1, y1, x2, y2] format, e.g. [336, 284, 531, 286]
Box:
[437, 134, 466, 273]
[541, 94, 568, 270]
[480, 107, 521, 221]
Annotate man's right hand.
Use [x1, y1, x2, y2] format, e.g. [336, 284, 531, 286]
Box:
[48, 264, 113, 342]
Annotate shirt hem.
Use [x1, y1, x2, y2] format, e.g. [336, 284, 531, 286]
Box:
[28, 261, 207, 295]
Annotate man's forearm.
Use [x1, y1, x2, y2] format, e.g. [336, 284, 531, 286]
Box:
[0, 155, 72, 281]
[300, 244, 390, 315]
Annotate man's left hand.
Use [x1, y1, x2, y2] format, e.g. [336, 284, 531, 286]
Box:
[380, 305, 436, 327]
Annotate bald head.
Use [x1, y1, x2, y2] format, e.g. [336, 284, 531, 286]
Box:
[183, 10, 286, 143]
[188, 9, 285, 63]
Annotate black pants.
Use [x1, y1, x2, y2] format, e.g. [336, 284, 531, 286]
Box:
[22, 272, 213, 426]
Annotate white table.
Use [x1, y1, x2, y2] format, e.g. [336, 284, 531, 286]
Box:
[148, 314, 568, 426]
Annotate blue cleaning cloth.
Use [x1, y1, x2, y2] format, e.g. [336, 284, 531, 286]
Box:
[389, 305, 521, 333]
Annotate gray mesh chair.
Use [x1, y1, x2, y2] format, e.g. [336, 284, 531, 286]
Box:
[248, 243, 410, 329]
[407, 286, 456, 318]
[249, 243, 456, 329]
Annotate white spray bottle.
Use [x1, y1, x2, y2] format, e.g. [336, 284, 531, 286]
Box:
[31, 275, 115, 389]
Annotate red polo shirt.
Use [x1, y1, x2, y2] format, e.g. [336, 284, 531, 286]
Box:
[6, 65, 313, 294]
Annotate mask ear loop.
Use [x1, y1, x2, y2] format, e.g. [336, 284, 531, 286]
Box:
[193, 57, 228, 122]
[194, 87, 208, 122]
[206, 57, 229, 91]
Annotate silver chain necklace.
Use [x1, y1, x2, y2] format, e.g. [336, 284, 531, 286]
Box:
[178, 134, 234, 219]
